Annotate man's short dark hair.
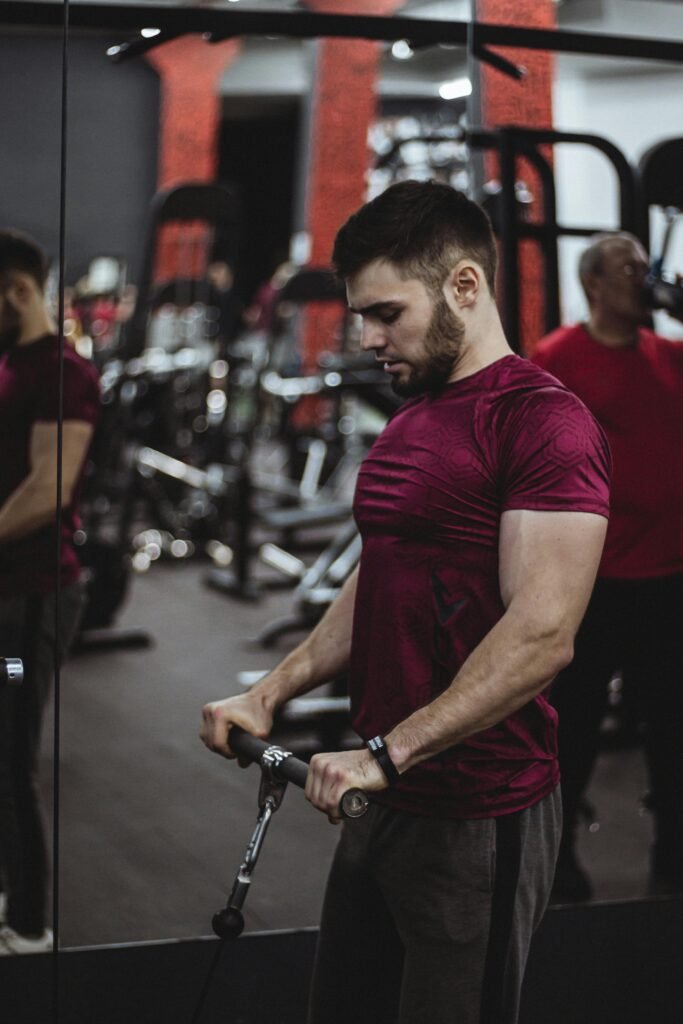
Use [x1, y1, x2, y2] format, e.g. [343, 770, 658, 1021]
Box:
[0, 229, 48, 290]
[332, 180, 497, 295]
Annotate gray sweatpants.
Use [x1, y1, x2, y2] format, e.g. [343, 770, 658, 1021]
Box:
[308, 787, 561, 1024]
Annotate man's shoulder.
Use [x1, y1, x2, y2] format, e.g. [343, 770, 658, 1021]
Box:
[62, 341, 99, 380]
[20, 334, 91, 368]
[473, 356, 602, 453]
[640, 326, 683, 352]
[532, 324, 587, 364]
[485, 353, 573, 405]
[38, 337, 99, 392]
[25, 337, 100, 422]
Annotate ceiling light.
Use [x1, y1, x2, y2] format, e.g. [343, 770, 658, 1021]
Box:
[438, 78, 472, 101]
[391, 39, 414, 61]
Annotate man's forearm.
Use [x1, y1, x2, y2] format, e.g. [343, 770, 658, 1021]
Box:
[252, 568, 359, 715]
[386, 604, 573, 775]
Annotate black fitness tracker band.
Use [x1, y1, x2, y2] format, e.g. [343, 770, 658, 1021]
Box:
[366, 735, 400, 786]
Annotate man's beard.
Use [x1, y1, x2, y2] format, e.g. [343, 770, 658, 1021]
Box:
[0, 324, 20, 355]
[0, 298, 21, 354]
[390, 295, 465, 398]
[0, 323, 20, 356]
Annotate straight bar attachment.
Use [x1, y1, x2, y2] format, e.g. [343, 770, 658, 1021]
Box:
[229, 727, 369, 819]
[212, 728, 369, 939]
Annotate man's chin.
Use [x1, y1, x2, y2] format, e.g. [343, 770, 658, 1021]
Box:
[390, 379, 407, 397]
[390, 373, 421, 398]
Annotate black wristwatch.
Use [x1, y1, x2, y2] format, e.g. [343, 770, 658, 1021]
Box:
[366, 735, 400, 786]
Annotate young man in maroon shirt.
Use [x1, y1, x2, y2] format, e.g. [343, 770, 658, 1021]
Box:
[533, 232, 683, 902]
[0, 230, 100, 954]
[201, 182, 610, 1024]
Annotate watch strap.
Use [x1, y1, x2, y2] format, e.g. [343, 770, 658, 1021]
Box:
[366, 735, 400, 786]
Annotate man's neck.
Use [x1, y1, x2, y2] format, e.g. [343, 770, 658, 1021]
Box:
[585, 313, 639, 350]
[450, 308, 513, 382]
[17, 309, 56, 346]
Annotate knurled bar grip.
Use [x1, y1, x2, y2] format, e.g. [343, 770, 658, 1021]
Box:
[229, 726, 369, 818]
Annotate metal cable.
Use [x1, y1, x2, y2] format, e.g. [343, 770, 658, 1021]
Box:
[188, 938, 228, 1024]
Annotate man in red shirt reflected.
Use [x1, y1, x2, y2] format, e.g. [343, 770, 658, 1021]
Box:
[0, 230, 99, 955]
[534, 232, 683, 901]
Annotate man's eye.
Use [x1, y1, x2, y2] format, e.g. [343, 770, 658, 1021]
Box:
[380, 311, 400, 325]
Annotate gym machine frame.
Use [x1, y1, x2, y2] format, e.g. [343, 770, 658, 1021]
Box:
[376, 124, 639, 352]
[3, 3, 683, 65]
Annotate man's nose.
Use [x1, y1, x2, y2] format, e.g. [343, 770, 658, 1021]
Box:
[360, 321, 387, 350]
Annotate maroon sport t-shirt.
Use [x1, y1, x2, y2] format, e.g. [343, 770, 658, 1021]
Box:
[0, 334, 100, 598]
[533, 324, 683, 580]
[350, 354, 610, 819]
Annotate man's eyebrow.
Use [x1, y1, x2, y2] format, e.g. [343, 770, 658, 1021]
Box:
[348, 300, 402, 316]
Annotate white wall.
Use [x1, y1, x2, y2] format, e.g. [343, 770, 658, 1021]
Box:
[552, 0, 683, 334]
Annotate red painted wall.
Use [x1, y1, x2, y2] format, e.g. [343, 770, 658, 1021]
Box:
[477, 0, 556, 354]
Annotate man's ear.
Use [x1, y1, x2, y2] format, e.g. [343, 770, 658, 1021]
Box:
[444, 260, 481, 310]
[5, 273, 35, 309]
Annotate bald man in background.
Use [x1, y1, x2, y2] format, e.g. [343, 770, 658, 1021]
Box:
[534, 232, 683, 902]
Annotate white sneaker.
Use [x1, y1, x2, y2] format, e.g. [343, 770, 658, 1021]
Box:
[0, 925, 54, 955]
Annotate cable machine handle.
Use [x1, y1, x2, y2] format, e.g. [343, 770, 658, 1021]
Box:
[229, 726, 369, 818]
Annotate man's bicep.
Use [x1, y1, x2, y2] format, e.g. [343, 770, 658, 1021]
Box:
[499, 508, 607, 634]
[31, 420, 94, 491]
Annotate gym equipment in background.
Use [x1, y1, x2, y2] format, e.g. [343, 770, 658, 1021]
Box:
[74, 182, 245, 650]
[639, 136, 683, 320]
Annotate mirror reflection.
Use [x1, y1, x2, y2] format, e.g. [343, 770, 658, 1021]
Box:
[0, 17, 91, 957]
[0, 0, 681, 960]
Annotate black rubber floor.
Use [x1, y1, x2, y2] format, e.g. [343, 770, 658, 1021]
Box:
[41, 560, 659, 950]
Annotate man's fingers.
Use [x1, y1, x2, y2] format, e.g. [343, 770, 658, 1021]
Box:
[306, 753, 352, 818]
[200, 697, 274, 761]
[200, 703, 236, 757]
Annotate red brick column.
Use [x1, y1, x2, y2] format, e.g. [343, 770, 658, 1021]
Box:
[298, 0, 402, 387]
[145, 36, 240, 281]
[476, 0, 556, 353]
[304, 0, 400, 269]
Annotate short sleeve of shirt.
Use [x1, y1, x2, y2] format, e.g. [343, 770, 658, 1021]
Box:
[498, 386, 611, 517]
[34, 350, 100, 426]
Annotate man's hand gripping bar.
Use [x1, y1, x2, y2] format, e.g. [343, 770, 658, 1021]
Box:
[229, 726, 369, 819]
[212, 728, 368, 940]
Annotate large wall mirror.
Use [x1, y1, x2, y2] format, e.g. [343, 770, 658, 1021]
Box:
[1, 0, 681, 963]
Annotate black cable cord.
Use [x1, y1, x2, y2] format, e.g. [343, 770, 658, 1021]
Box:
[188, 936, 228, 1024]
[52, 0, 70, 1018]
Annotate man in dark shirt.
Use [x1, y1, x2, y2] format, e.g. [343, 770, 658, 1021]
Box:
[534, 232, 683, 901]
[0, 230, 100, 954]
[201, 182, 610, 1024]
